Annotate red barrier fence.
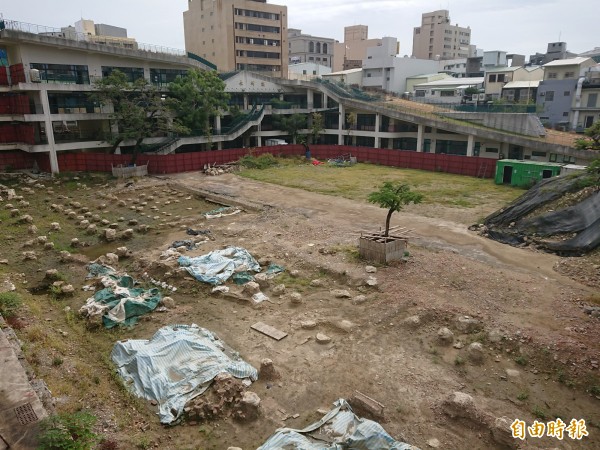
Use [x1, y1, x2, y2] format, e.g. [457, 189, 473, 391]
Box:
[9, 64, 26, 84]
[0, 151, 50, 171]
[0, 67, 9, 86]
[0, 124, 36, 144]
[0, 94, 31, 114]
[1, 146, 497, 178]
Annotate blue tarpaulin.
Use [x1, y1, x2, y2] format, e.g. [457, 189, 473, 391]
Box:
[258, 399, 419, 450]
[178, 247, 261, 285]
[111, 324, 258, 424]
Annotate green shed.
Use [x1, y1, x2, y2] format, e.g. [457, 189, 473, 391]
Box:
[495, 159, 563, 187]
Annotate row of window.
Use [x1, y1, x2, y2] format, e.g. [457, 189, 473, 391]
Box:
[547, 71, 576, 79]
[488, 74, 507, 83]
[235, 63, 281, 72]
[236, 50, 280, 59]
[234, 23, 280, 34]
[235, 36, 280, 46]
[307, 42, 328, 54]
[234, 8, 280, 21]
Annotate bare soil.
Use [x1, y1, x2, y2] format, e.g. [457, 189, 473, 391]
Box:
[1, 171, 599, 450]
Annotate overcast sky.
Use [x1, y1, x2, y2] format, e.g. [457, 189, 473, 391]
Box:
[1, 0, 597, 58]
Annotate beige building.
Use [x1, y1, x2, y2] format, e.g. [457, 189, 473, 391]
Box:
[183, 0, 288, 78]
[288, 29, 334, 67]
[412, 10, 471, 60]
[332, 25, 385, 72]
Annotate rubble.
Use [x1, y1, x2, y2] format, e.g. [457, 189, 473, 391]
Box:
[259, 359, 280, 381]
[437, 327, 454, 346]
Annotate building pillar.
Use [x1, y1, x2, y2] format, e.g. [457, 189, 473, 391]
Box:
[257, 135, 262, 147]
[214, 115, 221, 134]
[466, 134, 475, 157]
[430, 127, 437, 154]
[243, 94, 249, 110]
[39, 87, 59, 174]
[416, 124, 424, 153]
[324, 93, 329, 108]
[338, 103, 345, 145]
[307, 89, 314, 110]
[374, 113, 381, 148]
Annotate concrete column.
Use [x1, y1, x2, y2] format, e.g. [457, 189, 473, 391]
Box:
[416, 124, 424, 153]
[217, 141, 223, 150]
[430, 127, 437, 154]
[324, 93, 329, 108]
[214, 115, 221, 134]
[243, 94, 249, 110]
[338, 103, 345, 145]
[257, 135, 262, 146]
[388, 138, 394, 149]
[374, 113, 381, 148]
[39, 87, 59, 174]
[466, 134, 475, 157]
[307, 90, 314, 110]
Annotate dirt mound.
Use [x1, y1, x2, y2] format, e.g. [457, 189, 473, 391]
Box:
[474, 174, 600, 255]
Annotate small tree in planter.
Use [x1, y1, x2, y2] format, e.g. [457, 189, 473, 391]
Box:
[360, 182, 423, 263]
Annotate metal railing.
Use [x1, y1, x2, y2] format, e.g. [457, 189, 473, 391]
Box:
[1, 18, 187, 57]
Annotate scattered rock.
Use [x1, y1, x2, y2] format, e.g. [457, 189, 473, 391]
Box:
[427, 438, 440, 448]
[104, 228, 117, 242]
[28, 225, 38, 235]
[254, 273, 271, 289]
[61, 284, 75, 295]
[22, 251, 37, 261]
[455, 315, 482, 334]
[239, 391, 261, 421]
[331, 289, 351, 298]
[289, 292, 303, 305]
[161, 297, 176, 309]
[467, 342, 485, 365]
[352, 295, 368, 305]
[36, 235, 47, 244]
[116, 247, 131, 258]
[316, 333, 331, 344]
[18, 214, 33, 223]
[70, 238, 80, 248]
[487, 328, 504, 343]
[301, 320, 317, 329]
[86, 224, 97, 235]
[402, 315, 421, 328]
[271, 284, 286, 296]
[437, 327, 454, 346]
[365, 265, 377, 273]
[242, 282, 261, 296]
[365, 276, 378, 287]
[44, 242, 55, 250]
[442, 392, 476, 420]
[505, 369, 521, 380]
[50, 222, 61, 231]
[310, 279, 325, 287]
[259, 358, 280, 381]
[348, 391, 385, 422]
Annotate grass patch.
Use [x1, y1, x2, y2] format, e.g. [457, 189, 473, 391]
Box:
[517, 392, 529, 401]
[239, 159, 521, 211]
[514, 356, 528, 366]
[0, 291, 22, 318]
[532, 406, 547, 420]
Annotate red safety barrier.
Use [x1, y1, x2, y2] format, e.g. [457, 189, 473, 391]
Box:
[0, 67, 9, 86]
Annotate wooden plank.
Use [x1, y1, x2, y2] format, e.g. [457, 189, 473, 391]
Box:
[251, 322, 288, 341]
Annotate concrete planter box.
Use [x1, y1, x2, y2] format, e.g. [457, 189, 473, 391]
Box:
[112, 164, 148, 179]
[359, 236, 407, 264]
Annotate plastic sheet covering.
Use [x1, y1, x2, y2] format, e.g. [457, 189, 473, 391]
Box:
[79, 266, 161, 328]
[111, 324, 258, 424]
[482, 174, 600, 254]
[178, 247, 260, 285]
[258, 399, 419, 450]
[203, 206, 241, 219]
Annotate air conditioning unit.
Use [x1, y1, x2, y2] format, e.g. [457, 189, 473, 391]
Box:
[29, 69, 41, 83]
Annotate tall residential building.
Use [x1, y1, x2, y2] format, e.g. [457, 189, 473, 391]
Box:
[183, 0, 288, 77]
[332, 25, 388, 72]
[529, 42, 577, 66]
[412, 10, 472, 60]
[288, 29, 334, 67]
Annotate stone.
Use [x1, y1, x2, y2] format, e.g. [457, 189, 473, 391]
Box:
[18, 214, 33, 223]
[109, 223, 119, 229]
[22, 251, 37, 261]
[442, 392, 476, 420]
[403, 315, 421, 327]
[136, 224, 149, 233]
[259, 358, 280, 381]
[310, 279, 325, 287]
[50, 222, 61, 231]
[86, 224, 97, 235]
[488, 328, 504, 343]
[128, 219, 139, 226]
[490, 417, 518, 449]
[227, 448, 243, 450]
[301, 320, 317, 329]
[161, 297, 176, 309]
[239, 391, 261, 421]
[0, 259, 8, 265]
[79, 219, 90, 228]
[455, 316, 482, 334]
[70, 238, 80, 248]
[338, 320, 355, 332]
[28, 225, 38, 235]
[331, 289, 351, 298]
[104, 253, 119, 266]
[116, 247, 131, 258]
[254, 273, 271, 289]
[427, 438, 440, 448]
[352, 295, 368, 305]
[101, 219, 110, 226]
[10, 209, 20, 217]
[289, 270, 300, 278]
[467, 342, 485, 364]
[316, 333, 331, 344]
[121, 229, 134, 239]
[365, 276, 378, 287]
[242, 282, 261, 296]
[36, 235, 48, 244]
[272, 284, 286, 296]
[289, 292, 303, 305]
[348, 391, 385, 422]
[104, 228, 117, 242]
[45, 269, 59, 279]
[365, 265, 377, 273]
[437, 327, 454, 345]
[44, 242, 55, 250]
[61, 284, 75, 295]
[505, 369, 521, 380]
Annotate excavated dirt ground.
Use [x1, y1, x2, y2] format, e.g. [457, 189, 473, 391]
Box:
[0, 171, 598, 450]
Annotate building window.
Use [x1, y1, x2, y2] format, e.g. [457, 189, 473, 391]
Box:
[101, 66, 144, 83]
[150, 68, 188, 87]
[440, 90, 455, 97]
[415, 28, 420, 34]
[309, 41, 314, 52]
[497, 74, 505, 82]
[564, 91, 570, 96]
[415, 90, 426, 97]
[587, 93, 598, 107]
[322, 58, 327, 62]
[488, 74, 497, 82]
[545, 91, 555, 101]
[322, 43, 328, 54]
[316, 42, 321, 53]
[30, 63, 90, 84]
[548, 72, 557, 79]
[562, 112, 569, 117]
[549, 153, 558, 162]
[486, 147, 499, 153]
[564, 71, 575, 78]
[532, 151, 547, 157]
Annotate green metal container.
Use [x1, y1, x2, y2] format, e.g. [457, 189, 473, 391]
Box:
[495, 159, 563, 187]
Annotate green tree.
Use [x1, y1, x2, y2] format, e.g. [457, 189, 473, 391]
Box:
[368, 182, 424, 237]
[90, 70, 177, 162]
[574, 120, 600, 150]
[345, 112, 357, 145]
[310, 112, 324, 144]
[587, 158, 600, 188]
[168, 69, 230, 142]
[274, 113, 307, 144]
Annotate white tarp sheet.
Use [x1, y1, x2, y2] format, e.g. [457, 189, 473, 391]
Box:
[258, 399, 419, 450]
[178, 246, 261, 285]
[111, 324, 258, 424]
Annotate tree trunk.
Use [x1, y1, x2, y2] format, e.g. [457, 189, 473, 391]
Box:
[384, 209, 394, 237]
[110, 138, 123, 154]
[131, 137, 144, 165]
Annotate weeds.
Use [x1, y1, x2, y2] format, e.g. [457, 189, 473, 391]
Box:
[38, 411, 99, 450]
[454, 356, 465, 366]
[532, 406, 547, 420]
[52, 356, 64, 366]
[517, 392, 529, 401]
[0, 291, 22, 318]
[514, 356, 528, 366]
[239, 153, 278, 169]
